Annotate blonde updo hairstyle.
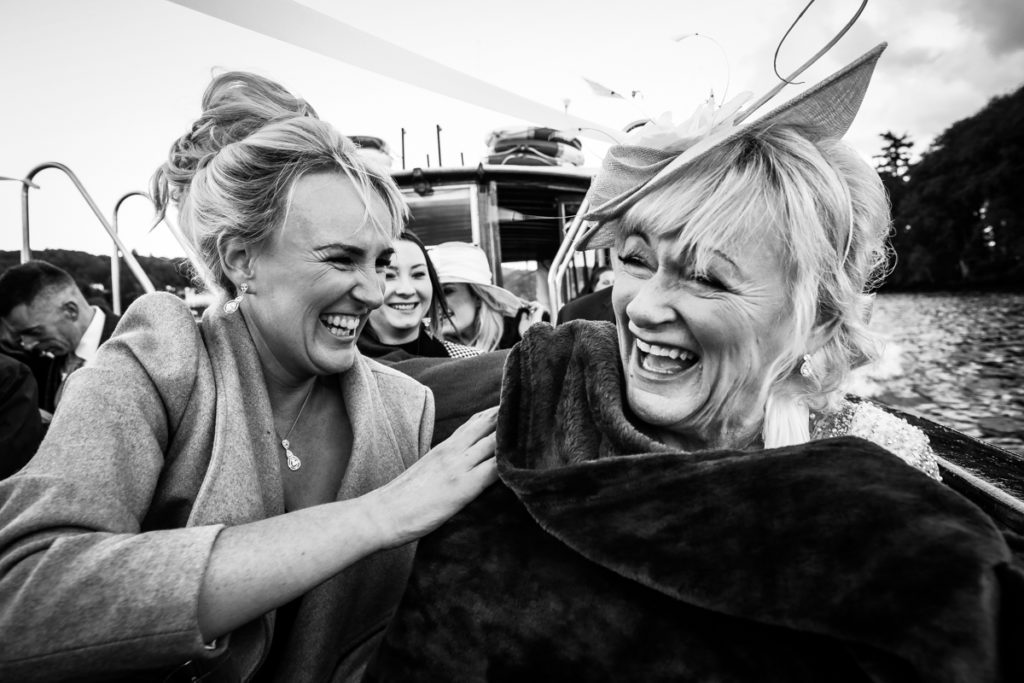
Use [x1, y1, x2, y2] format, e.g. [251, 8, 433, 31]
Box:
[152, 71, 407, 300]
[618, 123, 891, 447]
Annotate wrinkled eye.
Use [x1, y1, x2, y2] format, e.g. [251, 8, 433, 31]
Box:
[690, 271, 725, 289]
[616, 250, 654, 278]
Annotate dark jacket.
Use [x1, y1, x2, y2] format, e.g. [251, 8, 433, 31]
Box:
[357, 325, 456, 360]
[37, 308, 120, 413]
[0, 354, 42, 478]
[369, 321, 1024, 682]
[376, 349, 508, 445]
[556, 287, 615, 325]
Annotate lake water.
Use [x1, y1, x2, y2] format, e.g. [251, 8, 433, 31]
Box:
[847, 292, 1024, 456]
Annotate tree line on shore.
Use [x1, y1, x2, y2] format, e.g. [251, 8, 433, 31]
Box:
[0, 250, 194, 308]
[875, 82, 1023, 291]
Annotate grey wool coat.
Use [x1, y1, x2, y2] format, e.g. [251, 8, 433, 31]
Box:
[0, 292, 434, 682]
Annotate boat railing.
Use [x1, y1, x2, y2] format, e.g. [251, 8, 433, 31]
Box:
[882, 400, 1024, 534]
[11, 162, 160, 315]
[547, 195, 593, 314]
[110, 190, 165, 314]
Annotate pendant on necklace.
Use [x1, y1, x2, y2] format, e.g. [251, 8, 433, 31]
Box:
[281, 439, 302, 471]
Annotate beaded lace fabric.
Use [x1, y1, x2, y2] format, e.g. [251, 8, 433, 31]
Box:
[812, 400, 942, 481]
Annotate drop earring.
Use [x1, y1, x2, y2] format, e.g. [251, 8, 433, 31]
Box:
[224, 282, 248, 313]
[799, 353, 814, 379]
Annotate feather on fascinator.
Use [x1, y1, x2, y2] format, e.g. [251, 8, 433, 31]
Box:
[578, 42, 887, 250]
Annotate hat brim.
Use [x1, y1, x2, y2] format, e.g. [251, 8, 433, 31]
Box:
[444, 278, 524, 316]
[578, 43, 887, 251]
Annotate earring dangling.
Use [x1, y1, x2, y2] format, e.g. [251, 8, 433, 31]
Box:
[224, 282, 248, 314]
[799, 353, 813, 379]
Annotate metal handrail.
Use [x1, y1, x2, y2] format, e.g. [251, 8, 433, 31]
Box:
[111, 191, 164, 314]
[19, 162, 156, 307]
[1, 176, 40, 260]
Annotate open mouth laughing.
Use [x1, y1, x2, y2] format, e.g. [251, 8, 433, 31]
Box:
[319, 313, 360, 339]
[635, 338, 700, 375]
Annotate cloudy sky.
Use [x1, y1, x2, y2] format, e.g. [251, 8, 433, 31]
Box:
[2, 0, 1022, 258]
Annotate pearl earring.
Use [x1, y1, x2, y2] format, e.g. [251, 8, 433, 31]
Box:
[799, 353, 814, 379]
[223, 282, 248, 313]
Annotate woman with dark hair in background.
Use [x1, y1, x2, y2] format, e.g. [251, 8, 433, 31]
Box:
[357, 232, 481, 360]
[585, 264, 614, 294]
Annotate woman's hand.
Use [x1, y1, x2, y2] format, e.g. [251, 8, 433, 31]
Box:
[196, 406, 497, 639]
[364, 406, 499, 548]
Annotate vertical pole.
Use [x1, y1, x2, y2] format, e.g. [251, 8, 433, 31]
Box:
[401, 127, 406, 170]
[460, 152, 465, 165]
[111, 241, 122, 315]
[436, 124, 443, 167]
[20, 183, 32, 262]
[426, 154, 431, 168]
[477, 181, 502, 285]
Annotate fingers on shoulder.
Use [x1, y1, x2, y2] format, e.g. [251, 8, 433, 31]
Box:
[469, 431, 497, 459]
[460, 405, 499, 434]
[470, 453, 499, 487]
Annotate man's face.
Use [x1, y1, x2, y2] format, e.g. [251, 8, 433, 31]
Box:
[4, 289, 84, 356]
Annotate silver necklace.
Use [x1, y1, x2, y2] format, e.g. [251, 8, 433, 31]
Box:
[279, 381, 315, 471]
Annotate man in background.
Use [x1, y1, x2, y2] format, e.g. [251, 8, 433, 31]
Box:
[0, 260, 120, 414]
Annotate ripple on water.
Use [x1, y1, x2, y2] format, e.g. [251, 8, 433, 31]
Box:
[847, 292, 1024, 455]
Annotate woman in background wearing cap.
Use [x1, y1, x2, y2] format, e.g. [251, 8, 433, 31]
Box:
[429, 241, 546, 352]
[358, 232, 480, 360]
[369, 44, 1024, 681]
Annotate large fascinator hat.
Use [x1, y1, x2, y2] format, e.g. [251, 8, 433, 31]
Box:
[577, 41, 887, 250]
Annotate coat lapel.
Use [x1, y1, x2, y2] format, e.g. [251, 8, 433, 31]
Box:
[337, 356, 406, 500]
[187, 307, 284, 527]
[184, 311, 407, 523]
